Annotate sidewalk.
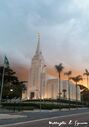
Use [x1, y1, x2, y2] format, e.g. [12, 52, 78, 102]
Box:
[0, 114, 26, 120]
[0, 108, 26, 120]
[0, 107, 88, 120]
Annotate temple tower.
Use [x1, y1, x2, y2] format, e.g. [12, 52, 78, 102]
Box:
[28, 33, 47, 99]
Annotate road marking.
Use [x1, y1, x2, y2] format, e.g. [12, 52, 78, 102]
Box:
[0, 112, 89, 127]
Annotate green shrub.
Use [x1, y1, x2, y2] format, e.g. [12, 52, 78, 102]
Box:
[1, 102, 84, 111]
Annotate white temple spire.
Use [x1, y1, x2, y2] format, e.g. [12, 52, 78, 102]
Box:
[36, 32, 40, 55]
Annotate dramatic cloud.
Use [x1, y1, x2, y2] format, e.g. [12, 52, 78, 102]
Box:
[0, 0, 89, 70]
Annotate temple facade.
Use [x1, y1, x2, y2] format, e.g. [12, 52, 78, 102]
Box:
[27, 34, 47, 99]
[26, 35, 81, 101]
[45, 78, 80, 101]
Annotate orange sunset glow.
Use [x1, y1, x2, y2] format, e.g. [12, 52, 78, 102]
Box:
[14, 64, 88, 89]
[47, 67, 88, 88]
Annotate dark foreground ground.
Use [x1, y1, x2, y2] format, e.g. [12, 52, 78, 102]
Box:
[0, 108, 89, 127]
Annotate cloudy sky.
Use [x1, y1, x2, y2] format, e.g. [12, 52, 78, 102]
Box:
[0, 0, 89, 71]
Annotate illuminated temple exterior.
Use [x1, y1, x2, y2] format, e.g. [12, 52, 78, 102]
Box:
[26, 35, 81, 101]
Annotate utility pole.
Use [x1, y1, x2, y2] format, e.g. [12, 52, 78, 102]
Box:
[0, 67, 5, 103]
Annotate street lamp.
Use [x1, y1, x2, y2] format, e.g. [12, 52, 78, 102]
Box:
[10, 89, 13, 102]
[10, 89, 13, 92]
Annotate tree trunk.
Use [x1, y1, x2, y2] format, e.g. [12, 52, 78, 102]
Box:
[87, 76, 88, 88]
[59, 73, 61, 99]
[76, 82, 78, 105]
[68, 78, 70, 109]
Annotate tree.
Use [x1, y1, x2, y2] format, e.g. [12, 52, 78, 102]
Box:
[81, 89, 89, 104]
[83, 69, 89, 88]
[64, 71, 72, 108]
[70, 75, 83, 103]
[55, 63, 64, 99]
[78, 84, 89, 104]
[0, 66, 27, 100]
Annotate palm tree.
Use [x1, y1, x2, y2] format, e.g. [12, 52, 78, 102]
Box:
[55, 63, 64, 99]
[64, 71, 72, 109]
[70, 75, 83, 104]
[78, 84, 89, 103]
[83, 69, 89, 88]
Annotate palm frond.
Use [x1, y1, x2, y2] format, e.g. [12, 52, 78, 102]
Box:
[83, 69, 89, 75]
[64, 70, 72, 76]
[70, 75, 83, 83]
[55, 63, 64, 73]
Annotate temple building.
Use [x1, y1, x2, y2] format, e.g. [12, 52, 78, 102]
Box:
[26, 34, 81, 101]
[27, 33, 47, 99]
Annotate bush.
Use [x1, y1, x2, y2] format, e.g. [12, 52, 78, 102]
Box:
[1, 101, 84, 111]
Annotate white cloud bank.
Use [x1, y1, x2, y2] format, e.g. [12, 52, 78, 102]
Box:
[0, 0, 89, 70]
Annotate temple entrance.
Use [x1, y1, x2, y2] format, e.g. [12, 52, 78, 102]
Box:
[30, 92, 35, 99]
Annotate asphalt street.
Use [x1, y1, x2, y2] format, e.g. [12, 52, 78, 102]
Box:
[0, 108, 89, 127]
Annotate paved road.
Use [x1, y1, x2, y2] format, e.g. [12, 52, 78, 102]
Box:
[0, 108, 89, 127]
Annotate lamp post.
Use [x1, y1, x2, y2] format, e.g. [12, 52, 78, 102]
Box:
[10, 88, 13, 102]
[0, 67, 5, 103]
